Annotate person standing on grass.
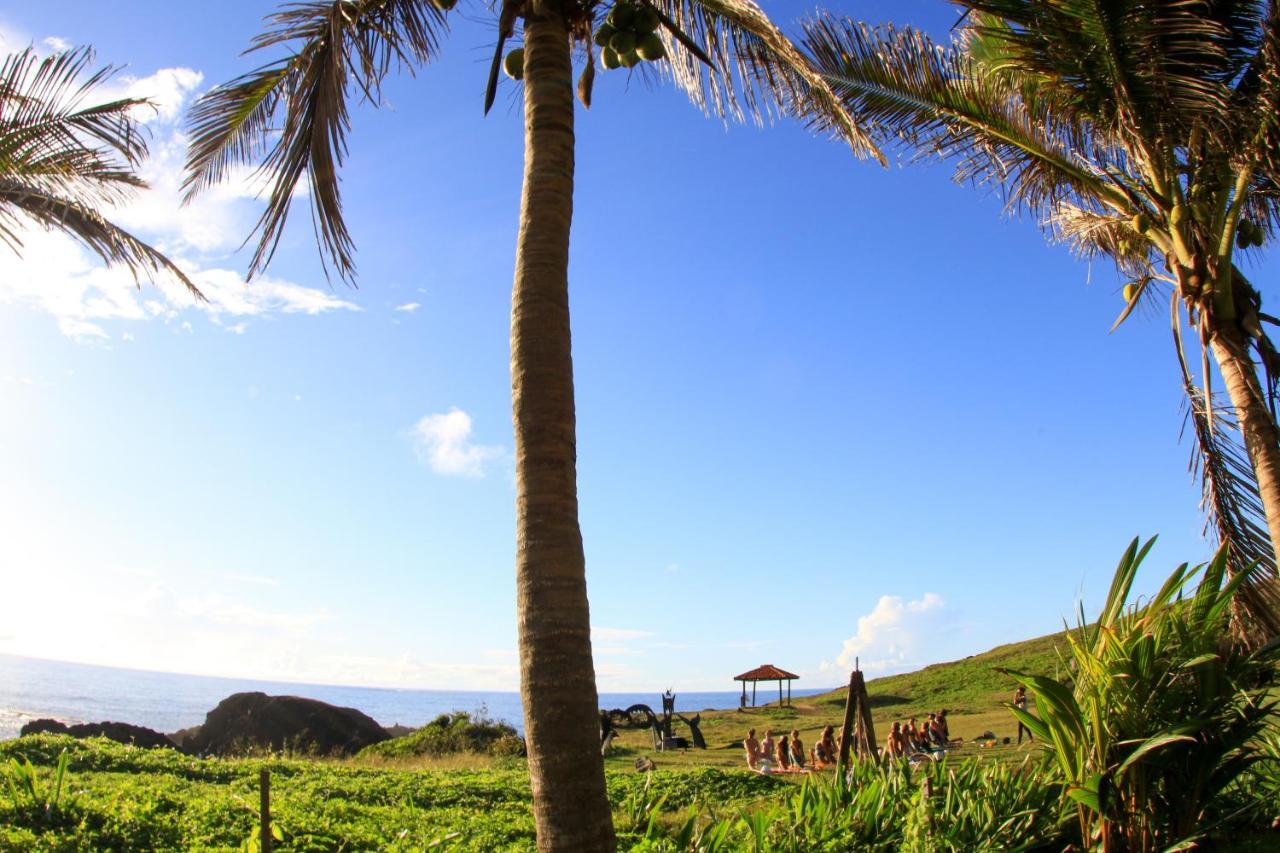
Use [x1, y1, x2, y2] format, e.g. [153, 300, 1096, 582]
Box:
[1013, 687, 1034, 744]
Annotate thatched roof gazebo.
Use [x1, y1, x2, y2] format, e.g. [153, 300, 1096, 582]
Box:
[734, 664, 799, 707]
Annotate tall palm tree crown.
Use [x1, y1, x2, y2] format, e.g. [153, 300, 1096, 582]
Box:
[181, 1, 875, 849]
[0, 46, 197, 296]
[804, 0, 1280, 638]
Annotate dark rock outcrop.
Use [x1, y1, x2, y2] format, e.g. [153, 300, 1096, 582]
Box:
[21, 718, 177, 749]
[183, 692, 390, 757]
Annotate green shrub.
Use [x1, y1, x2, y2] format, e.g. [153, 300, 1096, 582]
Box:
[630, 757, 1066, 852]
[1006, 538, 1279, 851]
[360, 711, 519, 759]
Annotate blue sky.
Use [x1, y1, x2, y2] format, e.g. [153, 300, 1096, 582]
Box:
[1, 1, 1273, 693]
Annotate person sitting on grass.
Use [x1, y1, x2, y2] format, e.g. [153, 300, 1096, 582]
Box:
[814, 725, 836, 767]
[937, 709, 950, 744]
[789, 729, 805, 769]
[776, 734, 791, 771]
[926, 713, 944, 747]
[886, 721, 904, 758]
[743, 728, 764, 770]
[761, 729, 775, 763]
[922, 713, 934, 744]
[906, 717, 922, 751]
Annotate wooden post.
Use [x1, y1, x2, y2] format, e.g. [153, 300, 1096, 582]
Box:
[752, 681, 756, 706]
[851, 671, 879, 761]
[259, 768, 272, 853]
[787, 680, 791, 706]
[778, 679, 783, 705]
[836, 670, 857, 775]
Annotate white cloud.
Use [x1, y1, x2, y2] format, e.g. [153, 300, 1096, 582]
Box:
[411, 408, 503, 477]
[41, 36, 70, 52]
[394, 302, 421, 313]
[0, 52, 354, 340]
[104, 67, 204, 124]
[830, 593, 950, 674]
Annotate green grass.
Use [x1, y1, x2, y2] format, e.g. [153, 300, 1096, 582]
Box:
[0, 735, 791, 851]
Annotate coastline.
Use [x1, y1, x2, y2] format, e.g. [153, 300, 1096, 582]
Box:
[0, 653, 832, 740]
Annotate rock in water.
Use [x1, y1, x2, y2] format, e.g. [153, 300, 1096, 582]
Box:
[184, 692, 390, 757]
[21, 718, 178, 749]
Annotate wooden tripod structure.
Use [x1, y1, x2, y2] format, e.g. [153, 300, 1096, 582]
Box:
[837, 662, 878, 774]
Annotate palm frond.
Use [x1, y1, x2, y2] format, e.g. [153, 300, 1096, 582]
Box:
[1048, 202, 1156, 277]
[643, 0, 881, 161]
[0, 46, 198, 298]
[1179, 383, 1280, 640]
[0, 180, 197, 296]
[0, 47, 149, 174]
[182, 0, 449, 282]
[802, 17, 1130, 220]
[958, 0, 1238, 143]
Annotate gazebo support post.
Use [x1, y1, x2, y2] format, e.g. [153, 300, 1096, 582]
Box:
[787, 680, 791, 706]
[752, 681, 756, 707]
[778, 680, 783, 705]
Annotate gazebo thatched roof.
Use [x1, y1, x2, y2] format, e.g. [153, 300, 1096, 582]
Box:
[734, 664, 799, 682]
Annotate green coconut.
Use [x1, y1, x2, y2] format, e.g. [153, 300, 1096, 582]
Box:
[503, 48, 525, 80]
[636, 33, 665, 60]
[1244, 219, 1265, 246]
[601, 46, 621, 70]
[431, 0, 458, 9]
[1237, 221, 1255, 249]
[607, 2, 637, 30]
[1130, 212, 1149, 233]
[594, 24, 616, 47]
[610, 31, 637, 54]
[634, 6, 661, 33]
[620, 49, 642, 68]
[1123, 283, 1138, 303]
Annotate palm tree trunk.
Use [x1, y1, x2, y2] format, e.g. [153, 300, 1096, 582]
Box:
[1210, 321, 1280, 568]
[509, 4, 615, 850]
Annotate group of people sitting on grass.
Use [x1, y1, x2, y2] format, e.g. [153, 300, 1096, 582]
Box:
[744, 710, 954, 773]
[884, 710, 949, 758]
[742, 727, 809, 773]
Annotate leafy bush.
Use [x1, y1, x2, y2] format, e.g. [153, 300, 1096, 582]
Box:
[628, 757, 1066, 852]
[3, 749, 73, 829]
[1006, 538, 1279, 851]
[359, 711, 520, 759]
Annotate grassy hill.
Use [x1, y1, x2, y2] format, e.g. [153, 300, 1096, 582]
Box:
[599, 628, 1071, 771]
[812, 630, 1068, 717]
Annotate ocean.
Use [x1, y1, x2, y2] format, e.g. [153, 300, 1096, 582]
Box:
[0, 654, 832, 740]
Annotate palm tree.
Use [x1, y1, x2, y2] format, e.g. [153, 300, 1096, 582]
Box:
[803, 1, 1280, 637]
[180, 2, 877, 848]
[0, 46, 197, 295]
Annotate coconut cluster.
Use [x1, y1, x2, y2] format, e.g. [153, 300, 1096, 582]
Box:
[1237, 219, 1266, 249]
[596, 2, 666, 70]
